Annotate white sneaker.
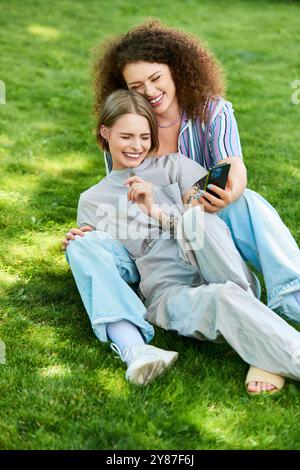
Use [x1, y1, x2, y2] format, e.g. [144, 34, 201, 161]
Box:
[123, 344, 178, 385]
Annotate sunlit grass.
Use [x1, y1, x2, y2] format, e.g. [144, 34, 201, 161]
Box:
[27, 25, 61, 40]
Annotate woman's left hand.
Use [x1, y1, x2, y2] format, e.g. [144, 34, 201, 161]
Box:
[124, 175, 155, 214]
[197, 176, 233, 213]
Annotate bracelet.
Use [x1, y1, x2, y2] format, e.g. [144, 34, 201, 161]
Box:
[158, 212, 178, 237]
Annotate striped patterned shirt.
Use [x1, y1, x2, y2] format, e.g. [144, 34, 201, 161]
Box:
[178, 97, 243, 170]
[104, 97, 242, 174]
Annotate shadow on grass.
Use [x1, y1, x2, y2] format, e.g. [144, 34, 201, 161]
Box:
[1, 261, 254, 449]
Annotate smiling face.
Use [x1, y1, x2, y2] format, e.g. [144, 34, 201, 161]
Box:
[100, 113, 152, 170]
[123, 62, 179, 118]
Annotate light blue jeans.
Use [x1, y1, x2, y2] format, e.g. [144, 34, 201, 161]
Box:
[66, 189, 300, 342]
[66, 231, 154, 343]
[218, 189, 300, 318]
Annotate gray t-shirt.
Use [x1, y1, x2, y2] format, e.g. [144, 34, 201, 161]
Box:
[77, 153, 207, 299]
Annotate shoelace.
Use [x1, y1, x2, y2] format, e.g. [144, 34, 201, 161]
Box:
[110, 343, 131, 363]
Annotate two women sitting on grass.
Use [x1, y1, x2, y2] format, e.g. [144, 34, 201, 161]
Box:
[65, 88, 300, 395]
[63, 20, 300, 394]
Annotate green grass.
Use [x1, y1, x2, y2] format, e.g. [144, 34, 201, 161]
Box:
[1, 0, 300, 450]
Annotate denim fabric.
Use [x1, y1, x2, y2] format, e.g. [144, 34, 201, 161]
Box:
[219, 189, 300, 322]
[65, 231, 154, 343]
[144, 207, 300, 382]
[147, 280, 300, 381]
[66, 188, 300, 343]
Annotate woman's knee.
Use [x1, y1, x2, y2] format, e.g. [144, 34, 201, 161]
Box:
[66, 231, 116, 264]
[66, 230, 138, 282]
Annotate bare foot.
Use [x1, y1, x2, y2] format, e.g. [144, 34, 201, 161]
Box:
[247, 381, 277, 393]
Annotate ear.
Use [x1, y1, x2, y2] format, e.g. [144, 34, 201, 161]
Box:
[100, 125, 110, 141]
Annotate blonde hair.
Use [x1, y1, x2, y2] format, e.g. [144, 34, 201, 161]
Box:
[97, 89, 159, 154]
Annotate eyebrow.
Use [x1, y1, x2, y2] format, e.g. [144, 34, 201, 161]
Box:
[118, 132, 151, 136]
[127, 71, 161, 86]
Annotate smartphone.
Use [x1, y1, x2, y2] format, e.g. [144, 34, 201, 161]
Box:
[204, 162, 231, 198]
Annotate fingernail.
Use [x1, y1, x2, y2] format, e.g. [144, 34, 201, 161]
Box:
[207, 184, 213, 189]
[192, 190, 205, 200]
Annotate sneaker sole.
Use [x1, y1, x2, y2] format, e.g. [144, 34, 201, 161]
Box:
[127, 352, 178, 386]
[127, 359, 165, 385]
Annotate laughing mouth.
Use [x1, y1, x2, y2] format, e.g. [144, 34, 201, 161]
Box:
[123, 152, 142, 159]
[148, 93, 164, 105]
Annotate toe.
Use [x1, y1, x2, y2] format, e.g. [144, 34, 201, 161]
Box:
[247, 381, 260, 393]
[267, 382, 276, 391]
[262, 382, 268, 392]
[247, 381, 277, 394]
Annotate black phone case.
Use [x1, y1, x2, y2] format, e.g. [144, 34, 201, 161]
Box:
[205, 163, 231, 199]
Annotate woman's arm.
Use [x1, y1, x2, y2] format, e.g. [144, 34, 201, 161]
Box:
[219, 156, 247, 200]
[151, 184, 206, 236]
[127, 177, 205, 236]
[125, 175, 181, 237]
[62, 193, 97, 249]
[196, 156, 247, 214]
[195, 99, 247, 213]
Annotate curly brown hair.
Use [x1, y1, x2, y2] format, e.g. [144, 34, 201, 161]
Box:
[93, 19, 225, 122]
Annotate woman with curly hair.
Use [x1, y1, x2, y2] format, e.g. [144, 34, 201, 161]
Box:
[64, 20, 300, 394]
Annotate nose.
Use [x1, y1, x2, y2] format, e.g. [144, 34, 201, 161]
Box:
[130, 139, 142, 150]
[144, 82, 156, 98]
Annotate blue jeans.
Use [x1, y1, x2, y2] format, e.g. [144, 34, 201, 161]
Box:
[66, 189, 300, 342]
[66, 231, 154, 343]
[218, 189, 300, 319]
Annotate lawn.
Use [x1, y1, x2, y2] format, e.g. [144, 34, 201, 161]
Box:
[0, 0, 300, 450]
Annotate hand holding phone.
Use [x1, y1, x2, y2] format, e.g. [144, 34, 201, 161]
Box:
[204, 162, 231, 199]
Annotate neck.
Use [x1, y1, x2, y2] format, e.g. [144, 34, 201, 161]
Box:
[111, 157, 147, 171]
[156, 100, 181, 127]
